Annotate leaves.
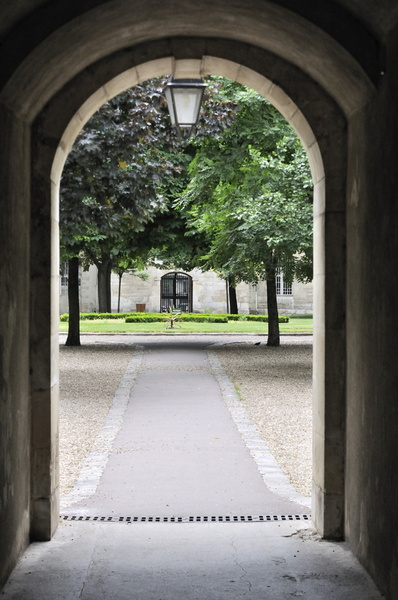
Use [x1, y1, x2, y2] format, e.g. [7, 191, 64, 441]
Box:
[177, 84, 313, 284]
[60, 78, 183, 267]
[60, 76, 237, 292]
[60, 75, 312, 306]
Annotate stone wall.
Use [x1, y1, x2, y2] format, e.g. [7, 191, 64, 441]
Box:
[61, 265, 313, 315]
[248, 280, 313, 316]
[0, 105, 31, 588]
[344, 23, 398, 597]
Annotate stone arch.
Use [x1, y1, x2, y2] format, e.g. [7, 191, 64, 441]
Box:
[1, 1, 375, 121]
[31, 44, 348, 542]
[18, 5, 375, 544]
[52, 55, 324, 185]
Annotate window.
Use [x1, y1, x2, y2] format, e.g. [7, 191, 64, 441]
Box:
[60, 261, 81, 295]
[276, 270, 293, 296]
[60, 262, 68, 295]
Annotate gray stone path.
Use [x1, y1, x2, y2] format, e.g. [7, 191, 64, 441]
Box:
[62, 339, 307, 518]
[1, 335, 383, 600]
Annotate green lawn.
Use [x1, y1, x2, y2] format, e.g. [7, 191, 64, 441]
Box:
[59, 317, 313, 334]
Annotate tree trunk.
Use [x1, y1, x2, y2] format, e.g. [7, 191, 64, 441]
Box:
[228, 278, 239, 314]
[117, 272, 123, 313]
[266, 265, 280, 347]
[225, 279, 229, 313]
[65, 256, 81, 346]
[97, 258, 112, 312]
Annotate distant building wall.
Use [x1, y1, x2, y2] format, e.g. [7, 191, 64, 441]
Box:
[111, 267, 250, 313]
[60, 265, 312, 314]
[249, 280, 313, 315]
[59, 264, 98, 314]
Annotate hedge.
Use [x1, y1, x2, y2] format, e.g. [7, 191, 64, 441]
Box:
[125, 315, 166, 323]
[178, 315, 228, 323]
[60, 312, 161, 322]
[125, 314, 229, 323]
[60, 312, 289, 323]
[206, 314, 289, 323]
[244, 315, 289, 323]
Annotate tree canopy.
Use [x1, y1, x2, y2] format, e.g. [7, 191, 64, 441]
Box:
[60, 79, 183, 311]
[177, 83, 313, 344]
[60, 76, 236, 313]
[60, 76, 313, 347]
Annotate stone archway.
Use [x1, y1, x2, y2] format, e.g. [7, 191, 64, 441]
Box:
[0, 2, 384, 590]
[8, 1, 398, 595]
[30, 41, 356, 544]
[0, 0, 377, 557]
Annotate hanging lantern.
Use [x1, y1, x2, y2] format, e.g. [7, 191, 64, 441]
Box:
[163, 78, 207, 138]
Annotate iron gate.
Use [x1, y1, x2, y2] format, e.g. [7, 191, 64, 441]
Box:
[160, 272, 192, 312]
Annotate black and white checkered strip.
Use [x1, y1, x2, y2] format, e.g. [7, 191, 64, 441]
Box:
[61, 514, 311, 523]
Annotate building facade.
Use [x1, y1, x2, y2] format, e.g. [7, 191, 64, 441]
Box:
[60, 265, 313, 315]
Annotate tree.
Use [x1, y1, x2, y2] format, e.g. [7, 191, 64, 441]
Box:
[178, 83, 313, 345]
[65, 257, 81, 346]
[60, 76, 236, 343]
[60, 79, 192, 310]
[61, 77, 236, 308]
[113, 256, 149, 313]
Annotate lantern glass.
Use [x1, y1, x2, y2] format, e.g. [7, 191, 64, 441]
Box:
[164, 79, 207, 135]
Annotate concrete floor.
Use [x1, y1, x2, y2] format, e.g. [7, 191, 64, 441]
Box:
[2, 520, 383, 600]
[1, 335, 383, 599]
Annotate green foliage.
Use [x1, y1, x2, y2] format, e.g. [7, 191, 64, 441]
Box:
[62, 312, 160, 321]
[177, 83, 313, 285]
[179, 314, 228, 323]
[60, 77, 238, 311]
[60, 76, 312, 339]
[207, 314, 289, 323]
[125, 315, 166, 323]
[124, 313, 228, 323]
[60, 76, 238, 263]
[60, 78, 185, 266]
[244, 315, 289, 323]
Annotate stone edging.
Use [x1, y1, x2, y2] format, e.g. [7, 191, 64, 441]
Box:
[207, 350, 311, 509]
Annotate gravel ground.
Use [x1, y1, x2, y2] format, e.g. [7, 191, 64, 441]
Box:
[59, 344, 133, 496]
[212, 340, 312, 497]
[59, 337, 312, 498]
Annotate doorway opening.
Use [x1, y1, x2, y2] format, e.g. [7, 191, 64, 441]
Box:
[52, 58, 326, 529]
[160, 272, 193, 313]
[57, 71, 314, 522]
[31, 41, 349, 543]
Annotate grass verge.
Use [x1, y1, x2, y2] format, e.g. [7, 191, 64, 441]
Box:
[59, 317, 313, 334]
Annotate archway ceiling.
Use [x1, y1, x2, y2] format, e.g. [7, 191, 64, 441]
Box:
[0, 0, 387, 122]
[0, 0, 395, 41]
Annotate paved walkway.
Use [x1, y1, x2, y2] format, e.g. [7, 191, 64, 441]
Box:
[2, 336, 383, 599]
